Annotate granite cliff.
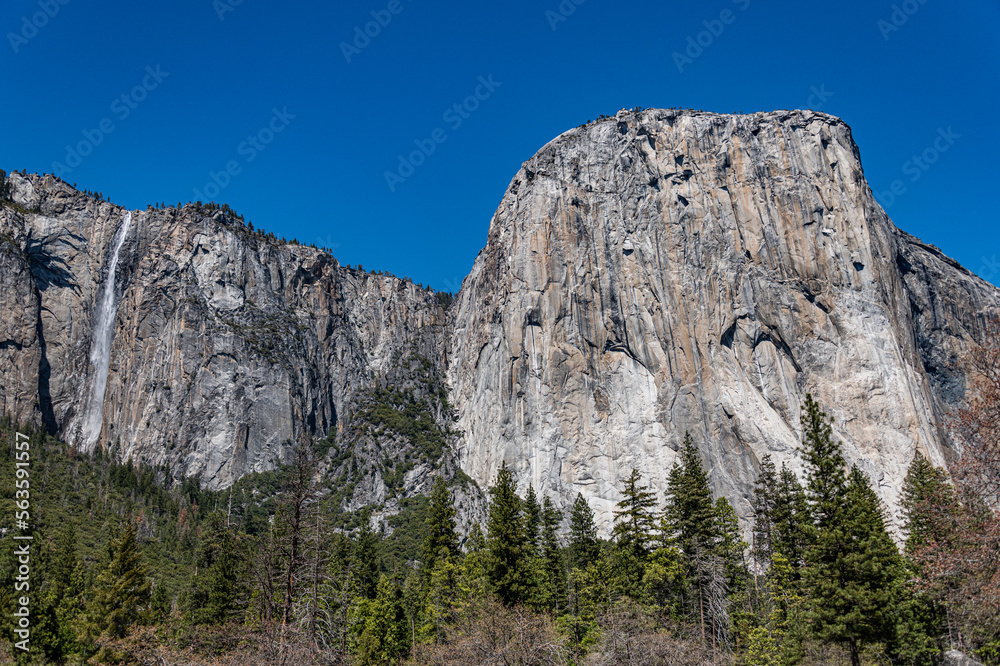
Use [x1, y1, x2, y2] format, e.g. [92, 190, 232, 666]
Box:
[1, 108, 997, 531]
[0, 172, 462, 515]
[448, 108, 999, 531]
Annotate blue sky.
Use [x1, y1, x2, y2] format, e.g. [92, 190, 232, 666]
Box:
[2, 0, 998, 291]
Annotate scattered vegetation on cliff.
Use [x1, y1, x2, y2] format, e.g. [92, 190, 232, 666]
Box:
[577, 106, 647, 128]
[344, 351, 457, 499]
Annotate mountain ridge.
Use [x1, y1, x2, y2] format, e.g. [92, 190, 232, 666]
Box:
[2, 107, 998, 533]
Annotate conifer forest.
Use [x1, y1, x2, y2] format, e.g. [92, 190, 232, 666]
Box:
[0, 329, 997, 666]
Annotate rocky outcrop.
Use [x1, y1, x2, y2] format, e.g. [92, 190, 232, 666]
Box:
[943, 650, 985, 666]
[448, 109, 999, 532]
[2, 108, 998, 534]
[0, 169, 455, 499]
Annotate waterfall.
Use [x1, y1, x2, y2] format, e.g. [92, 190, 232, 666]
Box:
[80, 211, 133, 450]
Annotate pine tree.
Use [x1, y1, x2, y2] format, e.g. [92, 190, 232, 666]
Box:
[568, 493, 599, 571]
[751, 453, 778, 570]
[422, 547, 459, 644]
[467, 521, 486, 553]
[48, 524, 81, 603]
[485, 463, 529, 605]
[186, 512, 246, 624]
[352, 522, 381, 601]
[31, 524, 83, 662]
[662, 433, 716, 554]
[662, 433, 723, 644]
[891, 452, 952, 666]
[80, 519, 151, 643]
[771, 463, 810, 572]
[890, 580, 944, 666]
[45, 524, 84, 657]
[900, 451, 956, 557]
[803, 459, 902, 666]
[423, 476, 459, 577]
[401, 569, 423, 649]
[613, 468, 658, 558]
[354, 574, 410, 664]
[458, 523, 490, 607]
[799, 393, 845, 529]
[150, 580, 170, 620]
[611, 468, 658, 598]
[747, 552, 804, 666]
[523, 485, 541, 552]
[540, 495, 568, 612]
[714, 497, 751, 637]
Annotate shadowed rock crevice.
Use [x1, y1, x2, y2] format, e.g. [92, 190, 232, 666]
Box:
[35, 309, 58, 437]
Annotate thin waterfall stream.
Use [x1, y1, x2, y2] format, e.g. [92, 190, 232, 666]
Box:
[79, 211, 132, 450]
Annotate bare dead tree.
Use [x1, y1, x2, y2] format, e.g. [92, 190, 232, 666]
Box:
[280, 441, 318, 628]
[911, 316, 1000, 654]
[706, 553, 732, 659]
[414, 596, 566, 666]
[251, 519, 279, 624]
[292, 500, 332, 647]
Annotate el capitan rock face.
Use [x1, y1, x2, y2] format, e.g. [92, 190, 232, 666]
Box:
[447, 108, 999, 531]
[1, 108, 997, 531]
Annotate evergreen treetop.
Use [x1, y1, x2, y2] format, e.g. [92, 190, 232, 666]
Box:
[540, 495, 567, 612]
[485, 463, 529, 606]
[802, 465, 902, 666]
[663, 432, 716, 556]
[523, 484, 541, 552]
[771, 463, 810, 571]
[751, 453, 778, 569]
[569, 492, 599, 571]
[713, 496, 749, 586]
[613, 468, 658, 558]
[81, 519, 151, 643]
[352, 522, 381, 601]
[423, 476, 459, 576]
[900, 451, 956, 558]
[540, 495, 562, 559]
[799, 394, 846, 528]
[355, 574, 409, 664]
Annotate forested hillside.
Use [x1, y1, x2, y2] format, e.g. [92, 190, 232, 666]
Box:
[0, 325, 997, 665]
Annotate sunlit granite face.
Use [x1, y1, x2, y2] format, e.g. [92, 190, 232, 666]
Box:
[447, 109, 999, 533]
